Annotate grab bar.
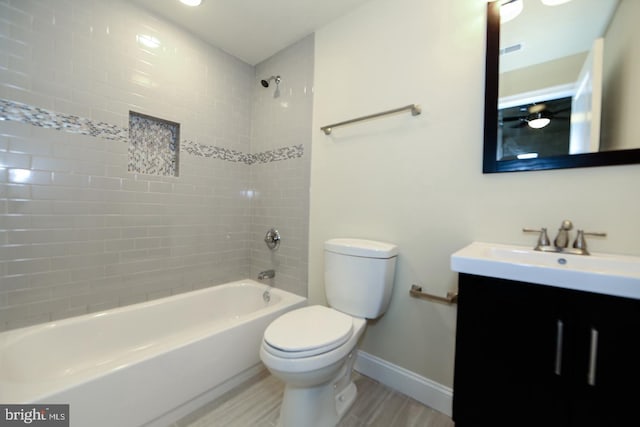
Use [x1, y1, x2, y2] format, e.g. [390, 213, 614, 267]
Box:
[409, 284, 458, 305]
[320, 104, 421, 135]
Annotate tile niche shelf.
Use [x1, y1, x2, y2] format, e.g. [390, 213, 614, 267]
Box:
[128, 111, 180, 177]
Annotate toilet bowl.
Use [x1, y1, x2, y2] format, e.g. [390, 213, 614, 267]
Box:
[260, 305, 366, 427]
[260, 239, 398, 427]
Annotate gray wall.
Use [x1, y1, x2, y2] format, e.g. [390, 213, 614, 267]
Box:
[601, 0, 640, 150]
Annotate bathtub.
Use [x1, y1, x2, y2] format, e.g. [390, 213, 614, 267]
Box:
[0, 280, 306, 427]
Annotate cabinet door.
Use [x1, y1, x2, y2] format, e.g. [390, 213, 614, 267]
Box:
[568, 291, 640, 427]
[453, 274, 569, 427]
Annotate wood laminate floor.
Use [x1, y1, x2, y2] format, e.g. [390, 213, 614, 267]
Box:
[173, 368, 454, 427]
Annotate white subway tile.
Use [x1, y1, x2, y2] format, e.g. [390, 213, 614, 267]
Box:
[30, 185, 76, 201]
[0, 67, 30, 91]
[50, 252, 118, 271]
[70, 188, 105, 202]
[7, 258, 51, 276]
[51, 171, 90, 187]
[51, 200, 90, 215]
[0, 151, 31, 169]
[0, 182, 30, 198]
[9, 0, 54, 24]
[8, 168, 51, 185]
[0, 4, 31, 30]
[103, 189, 136, 203]
[7, 199, 52, 214]
[86, 228, 121, 241]
[89, 176, 121, 190]
[64, 241, 105, 256]
[8, 137, 51, 156]
[68, 267, 103, 286]
[52, 98, 90, 118]
[0, 0, 311, 329]
[0, 214, 30, 229]
[73, 215, 105, 228]
[30, 214, 74, 228]
[103, 239, 134, 253]
[26, 297, 69, 318]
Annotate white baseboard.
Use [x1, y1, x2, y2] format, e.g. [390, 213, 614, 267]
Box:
[353, 350, 453, 417]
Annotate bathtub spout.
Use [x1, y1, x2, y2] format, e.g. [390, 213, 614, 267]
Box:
[258, 269, 275, 280]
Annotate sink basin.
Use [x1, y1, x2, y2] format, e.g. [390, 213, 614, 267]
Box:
[451, 242, 640, 300]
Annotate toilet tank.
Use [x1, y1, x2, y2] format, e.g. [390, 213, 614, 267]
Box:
[324, 238, 398, 319]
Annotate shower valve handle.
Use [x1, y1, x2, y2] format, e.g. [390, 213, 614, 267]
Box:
[264, 228, 281, 251]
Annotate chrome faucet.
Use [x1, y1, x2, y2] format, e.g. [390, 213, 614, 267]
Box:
[553, 219, 573, 248]
[523, 220, 606, 256]
[258, 269, 275, 280]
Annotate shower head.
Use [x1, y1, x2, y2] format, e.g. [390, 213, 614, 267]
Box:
[260, 75, 281, 88]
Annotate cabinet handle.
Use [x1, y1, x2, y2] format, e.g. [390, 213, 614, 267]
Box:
[588, 328, 599, 386]
[554, 319, 564, 376]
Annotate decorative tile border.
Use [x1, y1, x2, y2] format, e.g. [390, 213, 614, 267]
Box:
[0, 98, 303, 165]
[182, 141, 251, 164]
[0, 98, 129, 142]
[252, 145, 304, 163]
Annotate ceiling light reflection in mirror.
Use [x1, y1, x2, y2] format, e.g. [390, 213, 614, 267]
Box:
[500, 0, 523, 23]
[541, 0, 573, 5]
[179, 0, 202, 6]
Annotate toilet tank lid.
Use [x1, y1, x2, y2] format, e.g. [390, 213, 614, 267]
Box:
[325, 238, 398, 258]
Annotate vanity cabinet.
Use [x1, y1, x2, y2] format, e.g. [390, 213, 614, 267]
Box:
[452, 273, 640, 427]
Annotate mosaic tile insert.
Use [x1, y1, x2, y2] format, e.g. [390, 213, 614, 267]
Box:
[0, 98, 129, 142]
[0, 98, 304, 165]
[251, 144, 304, 163]
[128, 111, 180, 176]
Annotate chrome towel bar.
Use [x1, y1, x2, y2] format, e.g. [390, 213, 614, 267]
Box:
[320, 104, 421, 135]
[410, 284, 458, 305]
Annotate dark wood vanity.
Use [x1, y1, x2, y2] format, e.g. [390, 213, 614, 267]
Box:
[452, 273, 640, 427]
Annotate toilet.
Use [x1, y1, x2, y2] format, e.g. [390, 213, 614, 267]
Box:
[260, 238, 398, 427]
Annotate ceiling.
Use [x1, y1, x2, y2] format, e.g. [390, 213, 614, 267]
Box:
[130, 0, 374, 65]
[500, 0, 619, 73]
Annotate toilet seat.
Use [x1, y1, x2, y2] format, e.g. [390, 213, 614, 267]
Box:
[263, 305, 354, 359]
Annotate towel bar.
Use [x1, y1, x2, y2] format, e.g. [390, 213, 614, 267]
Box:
[410, 284, 458, 304]
[320, 104, 421, 135]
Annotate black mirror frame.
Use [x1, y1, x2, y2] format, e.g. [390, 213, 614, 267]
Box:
[482, 1, 640, 173]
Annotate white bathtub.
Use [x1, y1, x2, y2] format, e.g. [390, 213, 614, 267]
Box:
[0, 280, 306, 427]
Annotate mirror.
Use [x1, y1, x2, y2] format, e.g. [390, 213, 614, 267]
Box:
[483, 0, 640, 173]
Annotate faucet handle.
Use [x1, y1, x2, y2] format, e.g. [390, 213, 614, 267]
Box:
[523, 227, 551, 248]
[573, 230, 607, 251]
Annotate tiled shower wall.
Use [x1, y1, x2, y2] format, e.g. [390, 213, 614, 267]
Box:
[0, 0, 311, 331]
[249, 35, 313, 295]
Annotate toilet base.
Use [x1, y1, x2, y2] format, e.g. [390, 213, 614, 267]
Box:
[335, 381, 357, 418]
[276, 380, 357, 427]
[276, 353, 358, 427]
